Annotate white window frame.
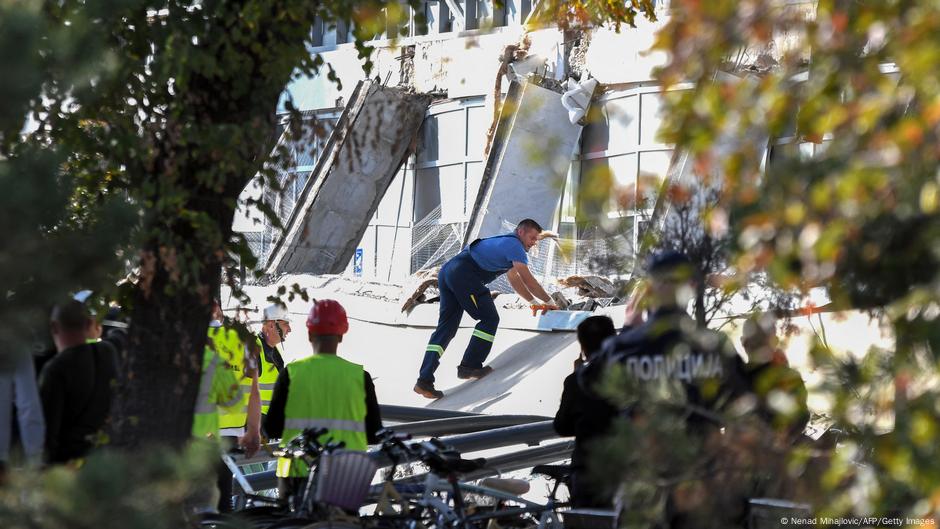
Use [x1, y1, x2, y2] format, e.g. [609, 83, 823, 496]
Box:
[414, 96, 487, 226]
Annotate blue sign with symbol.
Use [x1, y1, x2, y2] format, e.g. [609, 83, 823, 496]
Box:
[353, 248, 363, 277]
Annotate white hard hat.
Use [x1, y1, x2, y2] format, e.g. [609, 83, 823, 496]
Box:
[263, 303, 289, 321]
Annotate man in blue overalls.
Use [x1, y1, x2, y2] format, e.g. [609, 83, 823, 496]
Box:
[414, 219, 558, 399]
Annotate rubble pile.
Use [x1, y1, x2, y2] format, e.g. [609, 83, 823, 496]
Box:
[398, 270, 621, 313]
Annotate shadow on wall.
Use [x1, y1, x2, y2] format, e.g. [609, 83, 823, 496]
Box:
[428, 332, 576, 413]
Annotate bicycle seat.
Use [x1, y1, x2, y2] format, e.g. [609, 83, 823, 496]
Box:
[426, 453, 487, 475]
[479, 477, 530, 496]
[532, 464, 571, 481]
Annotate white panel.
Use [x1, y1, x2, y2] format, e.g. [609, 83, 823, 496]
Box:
[418, 109, 466, 163]
[605, 95, 639, 152]
[466, 105, 488, 158]
[376, 225, 412, 282]
[608, 153, 637, 214]
[639, 92, 665, 145]
[415, 167, 442, 221]
[376, 169, 408, 225]
[638, 150, 671, 182]
[638, 150, 671, 205]
[437, 164, 466, 223]
[465, 161, 484, 215]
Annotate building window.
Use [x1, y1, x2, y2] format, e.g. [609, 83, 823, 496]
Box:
[411, 97, 487, 272]
[574, 85, 673, 259]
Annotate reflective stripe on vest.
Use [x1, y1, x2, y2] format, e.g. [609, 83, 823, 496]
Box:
[255, 337, 280, 415]
[276, 354, 367, 478]
[192, 349, 220, 439]
[284, 418, 366, 432]
[211, 326, 251, 429]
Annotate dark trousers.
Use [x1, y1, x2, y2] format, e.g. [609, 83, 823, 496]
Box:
[418, 253, 501, 383]
[216, 436, 237, 512]
[278, 476, 307, 511]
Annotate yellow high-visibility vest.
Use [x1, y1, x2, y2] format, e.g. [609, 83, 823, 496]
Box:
[191, 347, 242, 439]
[255, 336, 280, 415]
[209, 326, 252, 430]
[276, 354, 367, 478]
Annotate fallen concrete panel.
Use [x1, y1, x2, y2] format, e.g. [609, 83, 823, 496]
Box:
[265, 82, 431, 275]
[465, 80, 585, 244]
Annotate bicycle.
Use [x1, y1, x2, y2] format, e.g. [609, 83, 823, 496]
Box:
[200, 427, 350, 529]
[365, 434, 567, 529]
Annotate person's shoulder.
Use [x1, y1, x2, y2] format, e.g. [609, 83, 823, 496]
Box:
[341, 357, 365, 370]
[607, 325, 646, 355]
[562, 371, 578, 387]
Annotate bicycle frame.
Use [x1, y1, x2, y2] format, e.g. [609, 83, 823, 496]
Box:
[416, 472, 562, 529]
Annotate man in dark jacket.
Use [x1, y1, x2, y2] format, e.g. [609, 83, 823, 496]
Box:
[40, 300, 118, 464]
[553, 315, 617, 508]
[582, 251, 752, 528]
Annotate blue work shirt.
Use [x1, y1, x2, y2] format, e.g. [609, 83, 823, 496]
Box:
[468, 233, 529, 273]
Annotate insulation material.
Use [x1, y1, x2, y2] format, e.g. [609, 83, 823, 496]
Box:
[400, 267, 441, 314]
[265, 81, 431, 275]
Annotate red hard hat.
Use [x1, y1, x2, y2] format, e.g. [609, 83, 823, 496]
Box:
[306, 299, 349, 336]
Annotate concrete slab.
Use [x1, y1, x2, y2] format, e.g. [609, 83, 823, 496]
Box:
[265, 82, 431, 275]
[465, 80, 585, 244]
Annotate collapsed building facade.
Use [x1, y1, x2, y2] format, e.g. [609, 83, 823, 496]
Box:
[234, 1, 684, 298]
[221, 3, 895, 480]
[227, 0, 857, 329]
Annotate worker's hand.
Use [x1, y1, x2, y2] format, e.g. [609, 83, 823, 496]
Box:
[530, 303, 560, 316]
[239, 430, 262, 458]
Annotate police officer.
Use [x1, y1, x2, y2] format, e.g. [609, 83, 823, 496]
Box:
[414, 219, 557, 399]
[585, 250, 752, 528]
[264, 299, 382, 506]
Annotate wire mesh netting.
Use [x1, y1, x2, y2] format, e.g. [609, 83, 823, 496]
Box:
[486, 219, 636, 293]
[410, 205, 467, 273]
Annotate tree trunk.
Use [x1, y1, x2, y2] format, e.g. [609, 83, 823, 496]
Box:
[110, 245, 221, 448]
[105, 3, 314, 449]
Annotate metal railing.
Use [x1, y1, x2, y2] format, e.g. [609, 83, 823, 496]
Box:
[242, 406, 567, 491]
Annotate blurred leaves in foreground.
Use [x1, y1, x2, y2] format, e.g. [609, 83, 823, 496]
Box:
[0, 441, 217, 529]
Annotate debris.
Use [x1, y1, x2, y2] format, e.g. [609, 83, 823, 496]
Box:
[265, 81, 432, 275]
[400, 268, 440, 313]
[566, 299, 595, 312]
[557, 275, 616, 298]
[550, 291, 570, 310]
[560, 77, 598, 125]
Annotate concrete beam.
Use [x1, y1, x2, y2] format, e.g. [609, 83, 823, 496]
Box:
[464, 80, 584, 245]
[265, 81, 431, 275]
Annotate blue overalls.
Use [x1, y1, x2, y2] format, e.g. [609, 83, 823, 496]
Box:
[417, 235, 518, 383]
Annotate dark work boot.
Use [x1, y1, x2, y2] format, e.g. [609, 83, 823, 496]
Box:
[414, 379, 444, 399]
[457, 365, 494, 380]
